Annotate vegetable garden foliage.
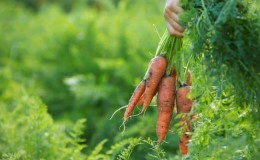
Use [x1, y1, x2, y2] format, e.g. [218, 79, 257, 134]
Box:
[174, 0, 260, 159]
[0, 0, 179, 159]
[0, 70, 87, 160]
[0, 70, 160, 160]
[0, 0, 259, 159]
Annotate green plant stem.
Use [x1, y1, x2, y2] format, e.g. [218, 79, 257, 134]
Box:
[143, 30, 183, 79]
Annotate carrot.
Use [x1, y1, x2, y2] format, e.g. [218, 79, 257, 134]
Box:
[176, 86, 193, 155]
[156, 76, 175, 144]
[124, 80, 146, 122]
[179, 127, 191, 155]
[136, 94, 144, 106]
[183, 70, 198, 122]
[142, 55, 167, 112]
[185, 69, 192, 86]
[172, 67, 177, 83]
[176, 86, 192, 113]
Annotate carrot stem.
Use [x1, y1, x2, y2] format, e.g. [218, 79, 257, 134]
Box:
[155, 30, 183, 76]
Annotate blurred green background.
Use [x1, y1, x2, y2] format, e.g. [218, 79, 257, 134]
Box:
[0, 0, 182, 159]
[1, 0, 259, 159]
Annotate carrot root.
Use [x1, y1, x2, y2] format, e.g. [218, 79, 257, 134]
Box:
[176, 86, 193, 155]
[156, 76, 175, 144]
[142, 55, 167, 112]
[124, 80, 146, 122]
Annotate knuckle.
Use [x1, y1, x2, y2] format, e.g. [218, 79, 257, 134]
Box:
[169, 29, 177, 36]
[164, 5, 172, 13]
[169, 29, 183, 37]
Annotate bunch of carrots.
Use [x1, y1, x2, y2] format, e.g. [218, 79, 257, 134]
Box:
[122, 32, 194, 156]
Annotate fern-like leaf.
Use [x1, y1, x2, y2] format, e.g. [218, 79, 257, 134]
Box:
[117, 138, 142, 160]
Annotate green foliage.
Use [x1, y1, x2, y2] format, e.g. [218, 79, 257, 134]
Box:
[0, 0, 169, 159]
[175, 0, 260, 159]
[143, 138, 167, 160]
[0, 0, 165, 150]
[117, 138, 142, 160]
[0, 69, 87, 160]
[106, 138, 139, 158]
[0, 0, 259, 159]
[0, 71, 159, 159]
[87, 139, 108, 160]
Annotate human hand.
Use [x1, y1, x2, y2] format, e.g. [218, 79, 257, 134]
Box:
[164, 0, 184, 37]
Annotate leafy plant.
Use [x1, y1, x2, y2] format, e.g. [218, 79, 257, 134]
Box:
[0, 69, 87, 160]
[0, 0, 259, 159]
[117, 138, 142, 160]
[176, 0, 260, 159]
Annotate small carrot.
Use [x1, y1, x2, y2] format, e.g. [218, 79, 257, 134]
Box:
[185, 68, 192, 86]
[179, 126, 191, 155]
[183, 70, 198, 121]
[124, 80, 146, 122]
[142, 55, 167, 112]
[176, 86, 193, 155]
[172, 67, 177, 84]
[156, 76, 175, 144]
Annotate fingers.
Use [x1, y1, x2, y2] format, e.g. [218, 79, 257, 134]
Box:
[164, 11, 184, 32]
[165, 1, 184, 14]
[166, 0, 181, 7]
[164, 0, 184, 37]
[166, 23, 183, 37]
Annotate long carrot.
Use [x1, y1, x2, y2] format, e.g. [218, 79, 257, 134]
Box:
[142, 55, 167, 112]
[136, 94, 144, 106]
[156, 76, 175, 144]
[176, 86, 193, 155]
[124, 80, 146, 122]
[184, 69, 198, 122]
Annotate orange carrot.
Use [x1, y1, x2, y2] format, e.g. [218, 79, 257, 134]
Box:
[183, 70, 198, 121]
[176, 86, 193, 155]
[185, 69, 192, 86]
[124, 80, 146, 122]
[142, 55, 167, 112]
[172, 67, 177, 84]
[176, 86, 192, 113]
[179, 127, 191, 155]
[156, 76, 175, 144]
[136, 94, 144, 106]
